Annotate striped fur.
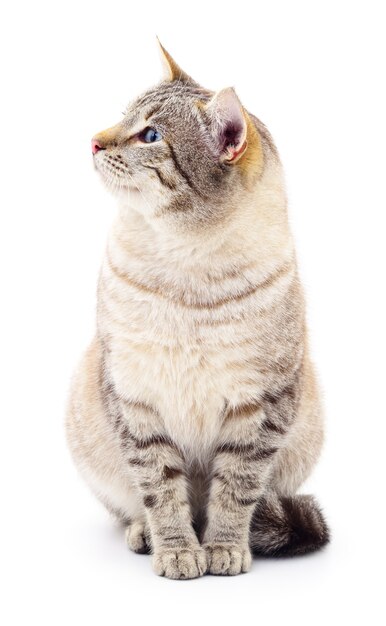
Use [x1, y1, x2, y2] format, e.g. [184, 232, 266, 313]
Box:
[66, 45, 329, 579]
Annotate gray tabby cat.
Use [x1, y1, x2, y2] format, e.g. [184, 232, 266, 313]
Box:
[66, 42, 329, 579]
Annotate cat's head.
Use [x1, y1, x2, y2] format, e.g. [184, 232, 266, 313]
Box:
[92, 42, 279, 229]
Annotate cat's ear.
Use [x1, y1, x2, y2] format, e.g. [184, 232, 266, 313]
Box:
[205, 87, 248, 164]
[157, 39, 192, 83]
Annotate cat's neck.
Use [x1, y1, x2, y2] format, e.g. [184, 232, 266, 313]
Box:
[110, 163, 293, 276]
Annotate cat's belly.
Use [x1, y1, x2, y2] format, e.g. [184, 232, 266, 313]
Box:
[108, 324, 265, 455]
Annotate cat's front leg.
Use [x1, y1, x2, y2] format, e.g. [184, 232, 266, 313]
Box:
[119, 401, 207, 579]
[203, 399, 286, 576]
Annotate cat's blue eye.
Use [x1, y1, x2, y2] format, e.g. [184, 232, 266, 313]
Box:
[140, 127, 162, 143]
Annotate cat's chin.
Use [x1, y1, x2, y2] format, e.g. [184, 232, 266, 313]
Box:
[97, 174, 131, 199]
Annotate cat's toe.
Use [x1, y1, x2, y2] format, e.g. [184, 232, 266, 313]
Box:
[152, 546, 207, 580]
[204, 543, 252, 576]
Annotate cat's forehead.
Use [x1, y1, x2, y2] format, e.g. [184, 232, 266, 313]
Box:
[125, 81, 212, 122]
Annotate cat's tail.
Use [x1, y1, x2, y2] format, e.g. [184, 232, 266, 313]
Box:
[250, 493, 330, 557]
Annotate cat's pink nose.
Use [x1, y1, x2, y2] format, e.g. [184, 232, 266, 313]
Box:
[91, 138, 103, 155]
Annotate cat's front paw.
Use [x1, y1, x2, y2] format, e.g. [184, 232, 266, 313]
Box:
[203, 542, 252, 576]
[153, 546, 208, 580]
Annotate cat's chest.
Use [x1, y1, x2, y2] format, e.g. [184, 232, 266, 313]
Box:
[107, 306, 263, 452]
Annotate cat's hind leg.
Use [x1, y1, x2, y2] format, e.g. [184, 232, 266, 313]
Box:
[66, 338, 148, 547]
[125, 520, 151, 554]
[250, 362, 330, 557]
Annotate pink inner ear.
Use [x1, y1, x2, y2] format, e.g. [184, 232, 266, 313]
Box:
[227, 140, 248, 162]
[221, 120, 244, 152]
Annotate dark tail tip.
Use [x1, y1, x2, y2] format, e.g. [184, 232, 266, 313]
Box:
[250, 493, 330, 557]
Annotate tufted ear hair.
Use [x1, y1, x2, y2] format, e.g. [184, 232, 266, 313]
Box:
[157, 38, 193, 83]
[205, 87, 248, 163]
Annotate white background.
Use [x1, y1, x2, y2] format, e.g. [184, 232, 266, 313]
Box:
[1, 1, 385, 624]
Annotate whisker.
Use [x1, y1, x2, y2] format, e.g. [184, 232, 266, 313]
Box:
[124, 169, 155, 214]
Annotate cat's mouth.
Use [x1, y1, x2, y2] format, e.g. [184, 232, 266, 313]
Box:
[93, 153, 133, 192]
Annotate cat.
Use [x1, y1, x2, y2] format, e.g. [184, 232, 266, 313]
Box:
[66, 42, 329, 579]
